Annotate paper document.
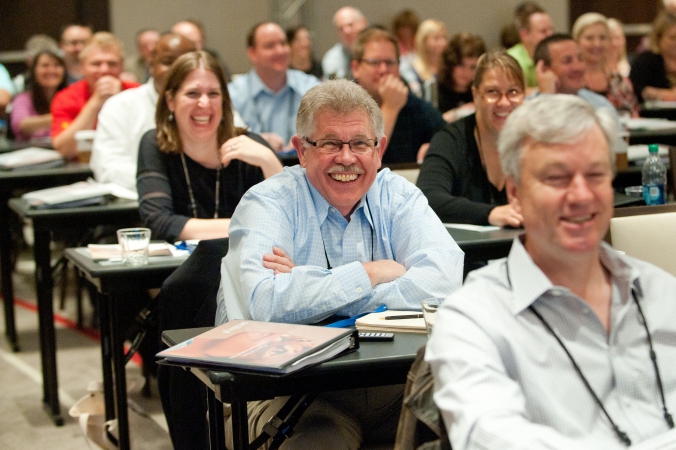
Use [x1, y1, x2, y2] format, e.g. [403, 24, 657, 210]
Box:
[622, 118, 676, 131]
[444, 223, 501, 232]
[0, 148, 63, 169]
[87, 243, 187, 260]
[627, 144, 669, 161]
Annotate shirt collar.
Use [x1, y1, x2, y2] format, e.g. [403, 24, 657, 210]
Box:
[505, 237, 640, 315]
[147, 78, 159, 104]
[303, 168, 368, 226]
[248, 69, 292, 97]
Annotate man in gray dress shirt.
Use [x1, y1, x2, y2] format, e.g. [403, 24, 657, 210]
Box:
[427, 95, 676, 449]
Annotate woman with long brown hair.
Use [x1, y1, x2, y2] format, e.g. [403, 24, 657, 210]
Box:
[137, 51, 282, 242]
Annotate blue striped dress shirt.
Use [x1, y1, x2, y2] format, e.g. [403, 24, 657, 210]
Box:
[216, 166, 464, 325]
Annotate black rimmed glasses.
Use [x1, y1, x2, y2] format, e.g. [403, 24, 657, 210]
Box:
[303, 137, 378, 154]
[481, 88, 524, 104]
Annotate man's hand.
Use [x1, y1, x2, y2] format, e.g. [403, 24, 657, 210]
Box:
[263, 247, 296, 275]
[92, 75, 123, 105]
[488, 204, 524, 228]
[535, 60, 557, 94]
[260, 132, 285, 152]
[417, 143, 430, 164]
[362, 260, 407, 287]
[378, 75, 408, 114]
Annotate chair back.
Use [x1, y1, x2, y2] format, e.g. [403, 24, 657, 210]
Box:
[610, 211, 676, 276]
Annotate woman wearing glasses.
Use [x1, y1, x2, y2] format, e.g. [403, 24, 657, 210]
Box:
[417, 50, 524, 227]
[137, 51, 283, 242]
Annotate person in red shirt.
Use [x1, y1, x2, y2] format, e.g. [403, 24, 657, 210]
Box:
[51, 32, 139, 158]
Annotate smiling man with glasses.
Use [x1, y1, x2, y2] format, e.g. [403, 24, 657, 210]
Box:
[351, 28, 446, 164]
[217, 79, 463, 449]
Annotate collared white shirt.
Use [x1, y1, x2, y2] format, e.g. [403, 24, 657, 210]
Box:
[427, 238, 676, 449]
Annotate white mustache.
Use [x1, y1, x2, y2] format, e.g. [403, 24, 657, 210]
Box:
[327, 165, 364, 174]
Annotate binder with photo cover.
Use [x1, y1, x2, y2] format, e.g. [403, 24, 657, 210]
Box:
[157, 320, 359, 376]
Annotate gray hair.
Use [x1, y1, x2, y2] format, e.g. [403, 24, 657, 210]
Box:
[498, 95, 618, 183]
[296, 79, 384, 140]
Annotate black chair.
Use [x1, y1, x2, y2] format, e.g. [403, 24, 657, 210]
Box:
[156, 237, 229, 450]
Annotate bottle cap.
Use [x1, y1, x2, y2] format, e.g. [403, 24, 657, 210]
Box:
[648, 144, 659, 153]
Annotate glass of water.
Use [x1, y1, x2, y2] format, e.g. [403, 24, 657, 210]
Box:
[116, 228, 151, 266]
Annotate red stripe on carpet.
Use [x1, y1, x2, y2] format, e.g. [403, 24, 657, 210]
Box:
[3, 296, 143, 365]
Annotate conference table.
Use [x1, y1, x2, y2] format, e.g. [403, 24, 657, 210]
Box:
[7, 197, 140, 426]
[162, 327, 428, 450]
[0, 162, 92, 352]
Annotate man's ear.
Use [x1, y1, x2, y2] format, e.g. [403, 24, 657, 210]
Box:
[292, 135, 307, 167]
[350, 60, 360, 80]
[506, 176, 522, 215]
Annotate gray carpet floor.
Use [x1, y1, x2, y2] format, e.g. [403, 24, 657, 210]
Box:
[0, 248, 172, 449]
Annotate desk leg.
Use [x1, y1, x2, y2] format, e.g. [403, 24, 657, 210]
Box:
[231, 401, 248, 450]
[97, 290, 116, 422]
[207, 388, 226, 450]
[33, 226, 63, 425]
[108, 289, 130, 450]
[0, 193, 19, 351]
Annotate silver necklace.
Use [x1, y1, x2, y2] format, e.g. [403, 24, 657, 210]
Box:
[180, 152, 221, 219]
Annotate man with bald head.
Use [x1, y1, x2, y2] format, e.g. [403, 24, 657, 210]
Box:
[323, 6, 368, 79]
[60, 24, 93, 84]
[91, 33, 195, 191]
[228, 21, 320, 150]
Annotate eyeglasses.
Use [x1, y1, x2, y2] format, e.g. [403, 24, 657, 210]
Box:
[481, 88, 524, 103]
[303, 137, 378, 154]
[62, 39, 88, 46]
[360, 58, 399, 68]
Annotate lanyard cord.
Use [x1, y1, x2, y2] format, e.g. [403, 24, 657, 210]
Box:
[180, 152, 221, 219]
[526, 287, 674, 447]
[321, 196, 375, 270]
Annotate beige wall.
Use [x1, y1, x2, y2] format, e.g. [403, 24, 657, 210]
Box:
[110, 0, 569, 75]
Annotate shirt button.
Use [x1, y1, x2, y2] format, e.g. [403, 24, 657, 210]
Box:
[322, 305, 327, 311]
[624, 399, 632, 408]
[346, 230, 351, 235]
[356, 287, 362, 293]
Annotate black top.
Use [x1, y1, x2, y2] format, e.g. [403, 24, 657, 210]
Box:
[629, 51, 671, 103]
[383, 92, 446, 165]
[437, 84, 473, 114]
[136, 130, 269, 242]
[416, 114, 507, 225]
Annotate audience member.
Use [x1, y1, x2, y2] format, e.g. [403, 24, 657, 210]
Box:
[418, 50, 524, 227]
[607, 18, 631, 77]
[0, 64, 15, 117]
[573, 13, 639, 117]
[218, 79, 463, 449]
[322, 6, 368, 79]
[91, 34, 196, 190]
[400, 19, 447, 99]
[428, 93, 676, 449]
[286, 26, 322, 79]
[137, 51, 282, 243]
[437, 32, 486, 122]
[351, 28, 445, 164]
[392, 9, 421, 67]
[12, 34, 59, 93]
[506, 4, 554, 88]
[228, 22, 320, 150]
[630, 11, 676, 103]
[59, 24, 93, 85]
[51, 32, 139, 158]
[10, 51, 66, 142]
[172, 19, 232, 82]
[123, 28, 159, 83]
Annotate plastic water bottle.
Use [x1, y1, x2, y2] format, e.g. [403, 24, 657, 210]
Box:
[642, 144, 667, 205]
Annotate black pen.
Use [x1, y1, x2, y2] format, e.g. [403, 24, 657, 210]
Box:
[382, 314, 423, 320]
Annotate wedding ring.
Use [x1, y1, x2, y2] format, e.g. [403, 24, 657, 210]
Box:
[230, 145, 235, 151]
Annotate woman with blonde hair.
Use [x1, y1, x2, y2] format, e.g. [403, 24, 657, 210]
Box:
[418, 50, 525, 227]
[630, 11, 676, 102]
[137, 51, 282, 242]
[607, 18, 631, 77]
[400, 19, 447, 98]
[572, 12, 638, 116]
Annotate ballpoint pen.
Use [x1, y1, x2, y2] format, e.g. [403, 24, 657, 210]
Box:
[381, 314, 423, 320]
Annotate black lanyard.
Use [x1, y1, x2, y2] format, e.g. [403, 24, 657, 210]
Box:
[320, 196, 375, 270]
[506, 263, 674, 446]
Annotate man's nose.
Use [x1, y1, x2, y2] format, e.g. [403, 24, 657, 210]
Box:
[567, 174, 594, 203]
[335, 142, 357, 163]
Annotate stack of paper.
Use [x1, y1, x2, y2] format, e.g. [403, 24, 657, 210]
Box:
[355, 311, 426, 333]
[87, 243, 181, 261]
[0, 148, 64, 170]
